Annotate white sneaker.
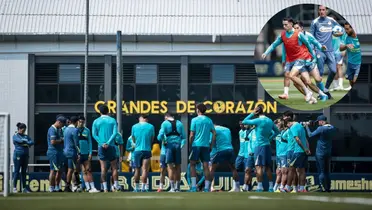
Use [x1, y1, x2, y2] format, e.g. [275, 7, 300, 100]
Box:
[229, 188, 236, 192]
[334, 86, 343, 91]
[13, 188, 18, 193]
[168, 189, 176, 193]
[305, 92, 313, 102]
[89, 188, 100, 193]
[344, 86, 352, 91]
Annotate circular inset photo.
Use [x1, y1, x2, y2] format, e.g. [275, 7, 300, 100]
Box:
[255, 4, 361, 111]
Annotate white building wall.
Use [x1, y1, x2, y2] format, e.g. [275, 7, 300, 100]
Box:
[0, 54, 29, 153]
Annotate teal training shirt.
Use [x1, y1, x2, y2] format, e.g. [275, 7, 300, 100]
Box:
[77, 127, 92, 155]
[214, 126, 233, 152]
[209, 133, 217, 158]
[115, 133, 124, 158]
[190, 115, 215, 147]
[283, 129, 295, 152]
[290, 122, 308, 153]
[157, 119, 186, 145]
[238, 129, 247, 157]
[126, 136, 135, 161]
[276, 130, 288, 157]
[344, 35, 361, 65]
[243, 113, 280, 147]
[92, 115, 118, 147]
[247, 129, 257, 154]
[131, 122, 155, 152]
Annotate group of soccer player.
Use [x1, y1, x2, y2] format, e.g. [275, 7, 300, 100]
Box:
[262, 5, 361, 104]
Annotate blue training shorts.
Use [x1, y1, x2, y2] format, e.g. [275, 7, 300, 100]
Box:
[286, 150, 295, 167]
[316, 50, 337, 76]
[245, 155, 255, 169]
[189, 146, 210, 163]
[335, 53, 343, 65]
[286, 60, 307, 73]
[211, 149, 235, 165]
[277, 155, 288, 168]
[133, 150, 152, 168]
[166, 143, 182, 165]
[254, 145, 272, 167]
[98, 145, 116, 162]
[346, 63, 361, 81]
[290, 152, 308, 168]
[235, 155, 246, 171]
[47, 151, 64, 171]
[160, 154, 167, 169]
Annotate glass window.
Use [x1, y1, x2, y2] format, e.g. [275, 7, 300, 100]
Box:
[59, 84, 81, 103]
[112, 85, 135, 102]
[86, 84, 104, 103]
[35, 85, 58, 103]
[212, 85, 234, 101]
[136, 85, 157, 101]
[289, 5, 302, 21]
[211, 65, 234, 84]
[159, 85, 180, 101]
[350, 84, 370, 103]
[135, 64, 157, 84]
[235, 85, 257, 101]
[59, 64, 81, 84]
[303, 4, 316, 24]
[330, 113, 372, 157]
[188, 85, 211, 102]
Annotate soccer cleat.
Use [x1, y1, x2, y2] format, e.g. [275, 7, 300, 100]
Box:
[228, 188, 236, 192]
[175, 189, 181, 193]
[89, 188, 100, 193]
[256, 189, 263, 192]
[343, 86, 352, 91]
[104, 189, 109, 193]
[203, 189, 210, 192]
[141, 189, 149, 192]
[305, 92, 313, 102]
[290, 190, 297, 193]
[278, 94, 289, 100]
[157, 188, 163, 192]
[168, 189, 176, 193]
[320, 95, 328, 102]
[22, 188, 31, 193]
[13, 188, 18, 193]
[64, 186, 72, 192]
[268, 188, 274, 192]
[325, 91, 333, 99]
[188, 187, 197, 192]
[132, 189, 140, 192]
[298, 189, 308, 193]
[333, 86, 343, 91]
[274, 189, 281, 193]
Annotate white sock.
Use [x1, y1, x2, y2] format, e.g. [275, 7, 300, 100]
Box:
[324, 88, 329, 92]
[85, 182, 90, 190]
[243, 184, 247, 190]
[339, 78, 343, 88]
[333, 79, 339, 88]
[89, 182, 95, 189]
[273, 183, 279, 191]
[170, 181, 175, 190]
[205, 180, 210, 190]
[103, 182, 108, 190]
[159, 183, 163, 189]
[191, 177, 196, 188]
[318, 90, 326, 96]
[234, 181, 240, 190]
[257, 182, 263, 190]
[114, 181, 119, 188]
[231, 180, 236, 190]
[284, 87, 289, 95]
[175, 181, 179, 190]
[141, 183, 146, 191]
[135, 183, 140, 190]
[269, 181, 273, 189]
[303, 87, 311, 95]
[280, 184, 284, 189]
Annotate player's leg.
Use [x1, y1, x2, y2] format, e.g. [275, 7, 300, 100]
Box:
[47, 152, 57, 192]
[132, 151, 142, 192]
[55, 153, 64, 192]
[307, 65, 328, 101]
[158, 154, 167, 192]
[324, 52, 337, 93]
[174, 145, 182, 192]
[12, 152, 21, 192]
[188, 147, 200, 192]
[140, 151, 151, 192]
[279, 156, 287, 191]
[283, 151, 295, 192]
[99, 159, 108, 192]
[351, 64, 360, 87]
[200, 147, 211, 192]
[64, 156, 74, 192]
[226, 150, 240, 192]
[231, 155, 243, 191]
[278, 66, 291, 99]
[110, 156, 120, 192]
[274, 160, 281, 192]
[208, 160, 216, 191]
[292, 169, 298, 192]
[316, 155, 327, 192]
[323, 155, 331, 192]
[289, 63, 312, 101]
[166, 146, 176, 192]
[245, 156, 255, 191]
[254, 146, 265, 192]
[295, 75, 306, 95]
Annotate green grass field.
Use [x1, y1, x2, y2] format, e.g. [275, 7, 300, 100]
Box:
[260, 77, 350, 110]
[1, 192, 372, 210]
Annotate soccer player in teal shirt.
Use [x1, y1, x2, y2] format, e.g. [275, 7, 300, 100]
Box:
[231, 120, 246, 192]
[131, 114, 155, 192]
[273, 119, 287, 192]
[12, 122, 34, 193]
[242, 105, 280, 192]
[209, 124, 240, 192]
[287, 118, 311, 193]
[92, 105, 118, 192]
[189, 103, 216, 192]
[157, 113, 186, 192]
[76, 116, 98, 193]
[47, 116, 66, 192]
[340, 22, 362, 88]
[63, 116, 80, 192]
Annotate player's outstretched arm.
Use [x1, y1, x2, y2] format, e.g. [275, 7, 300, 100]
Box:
[262, 35, 283, 58]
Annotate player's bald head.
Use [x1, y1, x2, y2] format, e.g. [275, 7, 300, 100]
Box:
[318, 5, 327, 17]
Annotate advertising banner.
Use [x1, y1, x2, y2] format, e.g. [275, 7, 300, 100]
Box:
[1, 172, 372, 192]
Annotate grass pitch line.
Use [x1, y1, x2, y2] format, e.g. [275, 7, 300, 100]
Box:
[248, 196, 280, 200]
[295, 195, 372, 206]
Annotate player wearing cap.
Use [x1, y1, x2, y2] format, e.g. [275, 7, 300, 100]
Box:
[304, 115, 336, 192]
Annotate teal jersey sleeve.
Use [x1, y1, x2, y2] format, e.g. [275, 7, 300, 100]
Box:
[190, 118, 196, 132]
[299, 32, 316, 59]
[92, 119, 100, 144]
[126, 136, 135, 152]
[157, 121, 166, 142]
[106, 118, 118, 145]
[242, 113, 258, 125]
[282, 44, 286, 63]
[264, 35, 283, 55]
[307, 32, 323, 50]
